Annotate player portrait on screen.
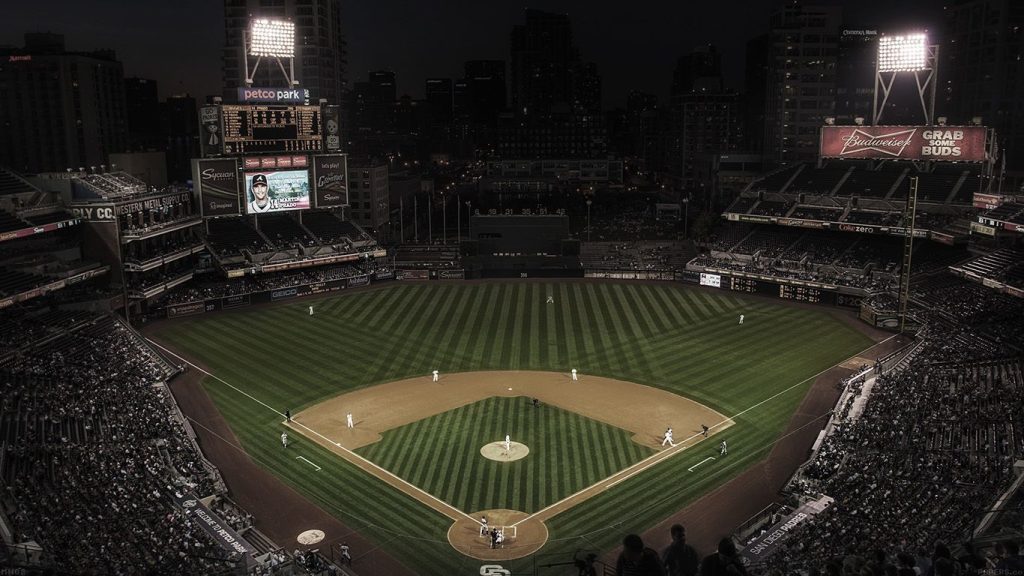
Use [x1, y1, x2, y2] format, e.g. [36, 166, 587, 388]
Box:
[248, 174, 272, 213]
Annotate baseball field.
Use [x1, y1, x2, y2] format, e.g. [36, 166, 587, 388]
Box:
[151, 281, 874, 575]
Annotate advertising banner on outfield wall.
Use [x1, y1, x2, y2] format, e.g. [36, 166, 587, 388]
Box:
[194, 158, 241, 217]
[397, 269, 430, 280]
[347, 275, 370, 287]
[222, 294, 251, 309]
[820, 126, 988, 162]
[313, 154, 349, 208]
[438, 269, 465, 280]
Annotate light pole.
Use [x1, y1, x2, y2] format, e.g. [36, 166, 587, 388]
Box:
[586, 199, 592, 242]
[683, 195, 690, 238]
[457, 193, 461, 244]
[466, 200, 472, 241]
[442, 191, 447, 245]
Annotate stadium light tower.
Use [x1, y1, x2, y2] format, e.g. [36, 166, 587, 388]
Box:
[244, 18, 298, 87]
[873, 33, 939, 125]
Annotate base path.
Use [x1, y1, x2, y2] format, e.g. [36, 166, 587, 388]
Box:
[292, 370, 733, 559]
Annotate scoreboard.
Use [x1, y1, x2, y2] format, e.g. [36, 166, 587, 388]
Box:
[221, 105, 322, 154]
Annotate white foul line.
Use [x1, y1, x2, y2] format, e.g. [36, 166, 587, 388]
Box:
[296, 456, 322, 471]
[515, 333, 899, 526]
[687, 457, 715, 472]
[147, 338, 476, 524]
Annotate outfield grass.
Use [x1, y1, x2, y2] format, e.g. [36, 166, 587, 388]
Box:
[154, 282, 873, 575]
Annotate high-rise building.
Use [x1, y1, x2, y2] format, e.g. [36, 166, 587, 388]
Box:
[942, 0, 1024, 170]
[505, 10, 604, 160]
[669, 46, 744, 188]
[834, 29, 877, 126]
[747, 4, 842, 164]
[510, 9, 599, 116]
[161, 95, 199, 183]
[425, 78, 453, 125]
[125, 78, 161, 152]
[0, 33, 127, 173]
[347, 157, 389, 231]
[221, 0, 347, 105]
[464, 60, 507, 122]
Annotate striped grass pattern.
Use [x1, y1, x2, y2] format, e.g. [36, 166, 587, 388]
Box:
[357, 396, 654, 514]
[155, 282, 872, 574]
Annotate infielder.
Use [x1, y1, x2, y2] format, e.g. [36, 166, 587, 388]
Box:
[346, 413, 354, 428]
[281, 431, 288, 448]
[432, 369, 439, 382]
[720, 440, 728, 455]
[571, 368, 578, 381]
[480, 516, 489, 536]
[504, 434, 511, 452]
[739, 314, 744, 325]
[661, 427, 676, 447]
[309, 305, 314, 316]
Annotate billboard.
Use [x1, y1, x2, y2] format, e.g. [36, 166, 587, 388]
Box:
[313, 154, 348, 208]
[820, 126, 988, 162]
[699, 273, 721, 288]
[199, 106, 223, 157]
[243, 170, 311, 214]
[194, 158, 241, 217]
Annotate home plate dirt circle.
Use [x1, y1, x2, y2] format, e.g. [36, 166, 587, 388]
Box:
[447, 509, 548, 560]
[480, 441, 530, 462]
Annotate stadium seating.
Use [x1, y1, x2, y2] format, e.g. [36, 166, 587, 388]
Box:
[0, 312, 254, 574]
[764, 273, 1024, 571]
[256, 214, 317, 248]
[206, 217, 272, 257]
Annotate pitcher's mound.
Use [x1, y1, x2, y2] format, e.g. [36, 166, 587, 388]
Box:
[481, 441, 529, 462]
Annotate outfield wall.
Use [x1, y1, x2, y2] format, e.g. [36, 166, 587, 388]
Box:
[159, 267, 865, 319]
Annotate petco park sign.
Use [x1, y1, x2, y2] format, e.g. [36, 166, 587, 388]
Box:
[237, 87, 311, 103]
[820, 125, 988, 162]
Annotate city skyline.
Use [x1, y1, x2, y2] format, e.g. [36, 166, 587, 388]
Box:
[4, 0, 941, 107]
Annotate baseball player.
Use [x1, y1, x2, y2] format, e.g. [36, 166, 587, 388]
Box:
[720, 440, 728, 455]
[571, 368, 578, 381]
[432, 369, 439, 382]
[480, 516, 489, 536]
[504, 434, 511, 452]
[739, 314, 744, 325]
[701, 424, 709, 437]
[346, 413, 354, 428]
[661, 427, 676, 447]
[281, 431, 288, 448]
[309, 305, 314, 316]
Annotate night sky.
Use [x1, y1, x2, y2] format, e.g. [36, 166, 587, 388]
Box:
[3, 0, 942, 106]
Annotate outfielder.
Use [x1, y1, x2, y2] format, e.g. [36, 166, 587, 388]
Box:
[281, 431, 288, 448]
[739, 314, 744, 325]
[309, 305, 314, 316]
[720, 440, 728, 455]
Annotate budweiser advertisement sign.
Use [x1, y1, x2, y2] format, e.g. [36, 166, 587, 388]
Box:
[820, 126, 988, 162]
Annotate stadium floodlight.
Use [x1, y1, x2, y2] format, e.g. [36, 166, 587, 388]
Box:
[877, 33, 927, 72]
[873, 32, 939, 125]
[243, 18, 298, 87]
[249, 19, 295, 58]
